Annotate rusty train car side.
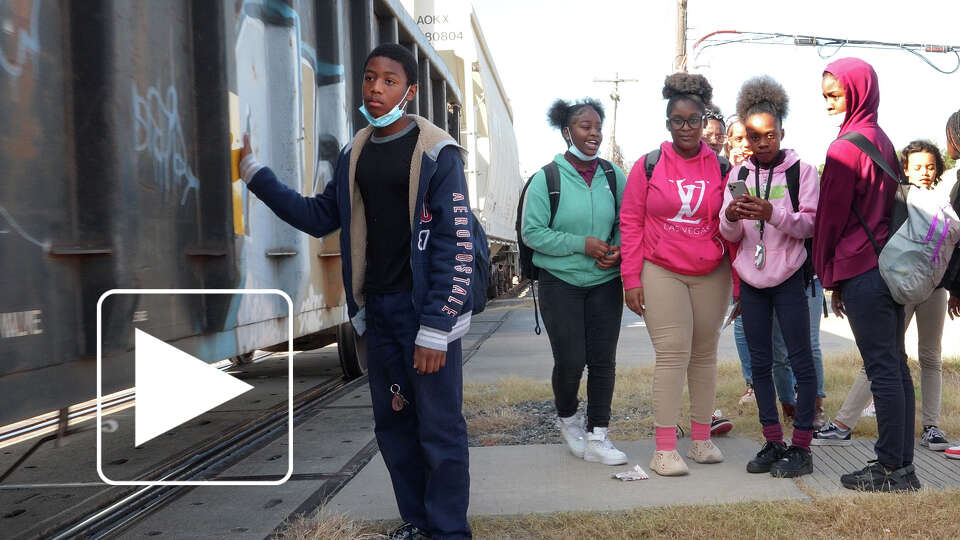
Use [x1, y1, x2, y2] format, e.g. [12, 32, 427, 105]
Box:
[0, 0, 464, 427]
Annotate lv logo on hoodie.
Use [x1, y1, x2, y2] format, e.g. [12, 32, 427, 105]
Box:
[668, 179, 707, 224]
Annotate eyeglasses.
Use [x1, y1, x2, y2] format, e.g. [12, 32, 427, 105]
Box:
[667, 116, 705, 129]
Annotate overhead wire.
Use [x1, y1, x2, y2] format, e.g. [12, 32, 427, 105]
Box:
[692, 31, 960, 74]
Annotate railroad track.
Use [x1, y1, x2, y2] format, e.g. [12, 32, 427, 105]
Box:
[9, 356, 367, 539]
[0, 356, 262, 450]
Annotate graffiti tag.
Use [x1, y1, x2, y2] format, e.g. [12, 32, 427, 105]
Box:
[132, 82, 199, 206]
[0, 0, 40, 85]
[0, 204, 49, 249]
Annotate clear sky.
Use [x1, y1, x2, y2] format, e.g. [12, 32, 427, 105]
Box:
[472, 0, 960, 177]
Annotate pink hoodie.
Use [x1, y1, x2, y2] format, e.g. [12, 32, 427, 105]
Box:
[719, 149, 819, 289]
[620, 140, 730, 290]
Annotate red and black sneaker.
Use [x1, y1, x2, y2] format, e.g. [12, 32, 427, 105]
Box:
[711, 410, 733, 436]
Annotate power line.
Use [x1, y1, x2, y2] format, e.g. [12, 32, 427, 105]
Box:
[692, 31, 960, 74]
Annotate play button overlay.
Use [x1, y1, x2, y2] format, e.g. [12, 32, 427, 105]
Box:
[96, 288, 294, 486]
[134, 328, 254, 447]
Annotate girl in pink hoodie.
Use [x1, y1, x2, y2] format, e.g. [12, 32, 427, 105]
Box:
[620, 73, 733, 477]
[720, 76, 819, 478]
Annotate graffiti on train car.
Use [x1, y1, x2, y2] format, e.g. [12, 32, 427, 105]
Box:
[0, 204, 48, 249]
[132, 81, 200, 206]
[0, 0, 40, 86]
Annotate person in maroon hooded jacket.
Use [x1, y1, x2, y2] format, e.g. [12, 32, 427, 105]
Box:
[813, 57, 920, 492]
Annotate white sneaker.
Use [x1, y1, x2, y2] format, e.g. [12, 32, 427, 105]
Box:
[583, 427, 628, 465]
[556, 414, 586, 458]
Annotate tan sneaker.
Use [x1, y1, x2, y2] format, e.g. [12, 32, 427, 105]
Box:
[687, 439, 724, 464]
[649, 450, 689, 476]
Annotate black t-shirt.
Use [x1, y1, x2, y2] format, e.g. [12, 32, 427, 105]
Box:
[356, 121, 420, 294]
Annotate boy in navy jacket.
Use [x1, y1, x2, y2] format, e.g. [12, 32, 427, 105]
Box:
[239, 44, 473, 540]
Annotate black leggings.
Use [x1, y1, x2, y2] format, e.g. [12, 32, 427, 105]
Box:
[538, 271, 623, 431]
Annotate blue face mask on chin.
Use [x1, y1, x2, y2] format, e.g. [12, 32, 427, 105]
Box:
[358, 86, 411, 128]
[565, 128, 599, 161]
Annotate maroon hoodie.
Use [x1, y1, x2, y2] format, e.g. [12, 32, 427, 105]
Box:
[812, 58, 899, 289]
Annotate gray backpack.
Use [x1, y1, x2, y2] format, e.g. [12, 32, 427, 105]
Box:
[846, 133, 960, 304]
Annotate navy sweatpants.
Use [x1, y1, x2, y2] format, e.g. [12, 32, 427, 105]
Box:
[740, 270, 817, 432]
[364, 291, 471, 540]
[842, 267, 914, 468]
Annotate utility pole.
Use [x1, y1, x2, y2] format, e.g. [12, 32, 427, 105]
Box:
[594, 73, 637, 167]
[675, 0, 688, 72]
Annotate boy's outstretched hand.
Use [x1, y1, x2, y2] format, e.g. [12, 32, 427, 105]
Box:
[414, 345, 446, 375]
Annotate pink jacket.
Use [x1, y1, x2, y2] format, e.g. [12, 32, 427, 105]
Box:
[620, 141, 731, 290]
[719, 149, 819, 289]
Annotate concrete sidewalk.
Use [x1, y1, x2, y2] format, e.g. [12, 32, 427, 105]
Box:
[327, 437, 809, 520]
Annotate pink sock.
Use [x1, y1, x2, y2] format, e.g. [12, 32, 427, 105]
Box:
[691, 421, 711, 441]
[655, 427, 677, 451]
[762, 423, 784, 444]
[792, 428, 813, 450]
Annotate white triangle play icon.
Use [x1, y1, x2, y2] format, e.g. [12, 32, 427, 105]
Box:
[134, 328, 254, 447]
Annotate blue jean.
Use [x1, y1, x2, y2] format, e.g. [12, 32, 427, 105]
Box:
[365, 292, 471, 539]
[740, 271, 817, 431]
[771, 277, 827, 402]
[841, 267, 914, 468]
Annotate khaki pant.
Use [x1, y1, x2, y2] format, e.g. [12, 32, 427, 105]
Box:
[835, 287, 947, 428]
[643, 260, 732, 427]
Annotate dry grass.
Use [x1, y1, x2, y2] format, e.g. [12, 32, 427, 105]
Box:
[285, 491, 960, 539]
[469, 489, 960, 539]
[274, 506, 380, 540]
[464, 353, 960, 444]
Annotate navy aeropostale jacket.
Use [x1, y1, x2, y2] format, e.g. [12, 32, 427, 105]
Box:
[239, 115, 474, 351]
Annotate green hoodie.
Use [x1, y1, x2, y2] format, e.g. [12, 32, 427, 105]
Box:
[521, 154, 626, 287]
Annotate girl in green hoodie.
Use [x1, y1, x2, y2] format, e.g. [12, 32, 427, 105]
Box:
[521, 98, 627, 465]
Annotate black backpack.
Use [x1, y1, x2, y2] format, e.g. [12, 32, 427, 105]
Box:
[470, 214, 491, 315]
[736, 161, 817, 295]
[515, 159, 619, 333]
[643, 148, 731, 180]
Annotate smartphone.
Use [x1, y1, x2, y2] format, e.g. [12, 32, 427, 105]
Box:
[728, 180, 749, 198]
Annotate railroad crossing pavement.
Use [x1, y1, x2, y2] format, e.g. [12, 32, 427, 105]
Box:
[327, 297, 960, 522]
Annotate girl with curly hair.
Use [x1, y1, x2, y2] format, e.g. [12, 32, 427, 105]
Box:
[521, 98, 628, 465]
[943, 112, 960, 459]
[720, 76, 820, 478]
[620, 73, 734, 476]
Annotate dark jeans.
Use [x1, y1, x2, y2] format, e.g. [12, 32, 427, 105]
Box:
[841, 267, 914, 468]
[538, 271, 623, 431]
[365, 292, 471, 539]
[740, 270, 817, 432]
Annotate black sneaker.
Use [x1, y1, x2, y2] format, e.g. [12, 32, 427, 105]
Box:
[385, 523, 432, 540]
[770, 446, 813, 478]
[747, 441, 787, 473]
[811, 422, 852, 446]
[901, 463, 922, 491]
[840, 461, 912, 492]
[920, 425, 951, 451]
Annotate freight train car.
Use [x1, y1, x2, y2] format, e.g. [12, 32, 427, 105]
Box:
[0, 0, 476, 428]
[411, 0, 523, 296]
